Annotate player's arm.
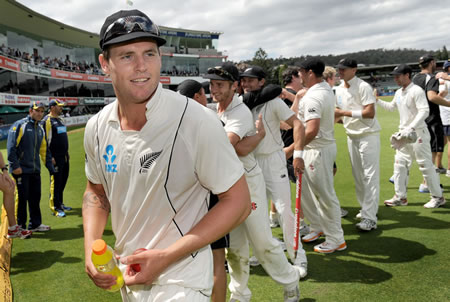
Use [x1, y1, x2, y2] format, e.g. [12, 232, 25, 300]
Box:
[305, 118, 320, 147]
[335, 103, 375, 119]
[121, 174, 251, 286]
[82, 181, 115, 290]
[284, 115, 305, 174]
[427, 90, 450, 107]
[234, 114, 265, 156]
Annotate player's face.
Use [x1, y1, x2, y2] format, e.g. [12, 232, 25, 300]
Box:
[394, 74, 410, 88]
[30, 107, 45, 121]
[241, 77, 264, 93]
[194, 88, 208, 107]
[298, 69, 311, 88]
[53, 105, 63, 115]
[338, 68, 356, 82]
[100, 40, 161, 104]
[210, 80, 235, 103]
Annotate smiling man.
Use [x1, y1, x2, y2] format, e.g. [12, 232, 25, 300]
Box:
[82, 10, 251, 302]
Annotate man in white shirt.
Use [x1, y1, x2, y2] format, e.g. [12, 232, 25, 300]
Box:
[205, 62, 303, 302]
[297, 58, 347, 254]
[240, 66, 308, 277]
[335, 58, 381, 232]
[377, 64, 446, 209]
[438, 60, 450, 177]
[83, 10, 251, 302]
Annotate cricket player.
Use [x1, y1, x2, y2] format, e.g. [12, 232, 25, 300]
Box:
[240, 66, 308, 276]
[334, 58, 381, 231]
[377, 64, 446, 209]
[205, 62, 302, 302]
[297, 57, 347, 253]
[83, 10, 251, 302]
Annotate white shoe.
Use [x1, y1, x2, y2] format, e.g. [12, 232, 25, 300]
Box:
[340, 208, 348, 217]
[293, 261, 308, 279]
[302, 230, 323, 243]
[418, 183, 430, 193]
[424, 196, 446, 209]
[446, 170, 450, 178]
[314, 241, 347, 254]
[269, 211, 280, 228]
[384, 195, 408, 207]
[29, 224, 51, 232]
[355, 211, 362, 219]
[249, 255, 260, 267]
[283, 283, 300, 302]
[356, 218, 377, 231]
[299, 224, 310, 237]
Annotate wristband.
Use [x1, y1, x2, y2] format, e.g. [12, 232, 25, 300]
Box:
[351, 110, 363, 119]
[293, 150, 304, 159]
[1, 165, 8, 172]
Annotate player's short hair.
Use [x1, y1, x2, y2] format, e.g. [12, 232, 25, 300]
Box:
[323, 66, 336, 81]
[282, 67, 299, 86]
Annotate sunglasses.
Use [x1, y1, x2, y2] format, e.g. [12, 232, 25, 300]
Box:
[207, 67, 237, 82]
[102, 15, 161, 46]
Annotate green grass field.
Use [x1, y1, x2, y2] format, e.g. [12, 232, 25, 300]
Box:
[4, 97, 450, 301]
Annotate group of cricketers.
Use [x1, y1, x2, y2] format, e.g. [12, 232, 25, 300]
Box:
[75, 9, 449, 302]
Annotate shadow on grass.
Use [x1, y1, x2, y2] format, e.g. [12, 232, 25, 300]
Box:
[10, 250, 81, 275]
[29, 225, 113, 242]
[64, 207, 82, 217]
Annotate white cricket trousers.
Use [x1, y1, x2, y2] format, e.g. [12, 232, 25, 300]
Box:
[227, 171, 299, 302]
[393, 128, 442, 198]
[347, 133, 380, 222]
[301, 143, 345, 246]
[121, 284, 210, 302]
[256, 149, 307, 264]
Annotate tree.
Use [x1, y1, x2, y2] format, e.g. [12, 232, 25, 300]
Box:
[250, 47, 275, 83]
[442, 46, 448, 60]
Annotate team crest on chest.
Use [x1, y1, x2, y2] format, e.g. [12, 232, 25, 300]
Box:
[139, 150, 163, 174]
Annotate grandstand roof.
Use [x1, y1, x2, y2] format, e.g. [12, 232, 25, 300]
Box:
[0, 0, 221, 49]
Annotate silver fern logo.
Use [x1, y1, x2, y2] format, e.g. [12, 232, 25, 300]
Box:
[139, 150, 162, 174]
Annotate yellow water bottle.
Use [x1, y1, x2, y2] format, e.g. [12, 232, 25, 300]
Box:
[91, 239, 124, 292]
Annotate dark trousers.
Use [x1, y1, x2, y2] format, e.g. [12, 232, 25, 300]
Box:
[13, 173, 42, 229]
[49, 154, 69, 212]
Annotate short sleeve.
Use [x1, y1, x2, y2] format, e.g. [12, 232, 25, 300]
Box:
[84, 116, 102, 184]
[303, 95, 322, 122]
[273, 98, 295, 121]
[195, 109, 244, 195]
[360, 82, 376, 106]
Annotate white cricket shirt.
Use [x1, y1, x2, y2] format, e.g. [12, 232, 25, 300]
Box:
[439, 80, 450, 125]
[335, 76, 381, 136]
[298, 81, 336, 149]
[84, 84, 244, 292]
[377, 82, 429, 130]
[251, 97, 295, 156]
[217, 94, 262, 177]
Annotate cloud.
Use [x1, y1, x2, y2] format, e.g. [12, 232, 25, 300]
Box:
[16, 0, 450, 62]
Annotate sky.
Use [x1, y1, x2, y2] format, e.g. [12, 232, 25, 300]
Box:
[16, 0, 450, 62]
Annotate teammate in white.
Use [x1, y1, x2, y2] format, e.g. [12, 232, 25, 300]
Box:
[240, 66, 308, 276]
[83, 10, 251, 302]
[334, 58, 381, 231]
[297, 57, 347, 254]
[438, 61, 450, 177]
[377, 64, 446, 209]
[205, 62, 303, 302]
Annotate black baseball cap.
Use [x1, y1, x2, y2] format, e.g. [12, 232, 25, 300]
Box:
[240, 66, 266, 79]
[30, 101, 45, 110]
[177, 80, 203, 99]
[99, 10, 166, 50]
[418, 54, 434, 65]
[390, 64, 412, 75]
[203, 62, 239, 82]
[49, 99, 65, 107]
[299, 57, 325, 75]
[336, 58, 357, 69]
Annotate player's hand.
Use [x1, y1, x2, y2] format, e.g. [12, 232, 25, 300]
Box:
[12, 167, 22, 175]
[121, 248, 170, 286]
[293, 157, 304, 175]
[255, 114, 265, 138]
[85, 258, 118, 290]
